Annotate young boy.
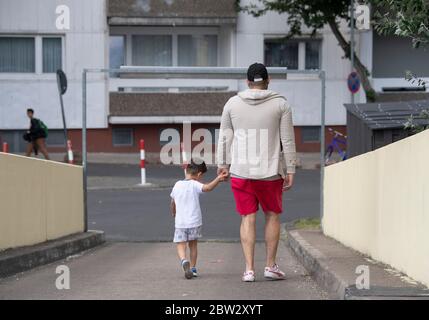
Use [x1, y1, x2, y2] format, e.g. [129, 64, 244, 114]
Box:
[170, 159, 227, 279]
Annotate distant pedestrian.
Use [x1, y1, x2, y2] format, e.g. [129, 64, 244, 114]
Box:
[23, 108, 50, 160]
[170, 159, 228, 279]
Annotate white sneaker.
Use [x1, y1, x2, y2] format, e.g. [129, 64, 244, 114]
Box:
[264, 264, 286, 280]
[181, 259, 193, 279]
[242, 270, 255, 282]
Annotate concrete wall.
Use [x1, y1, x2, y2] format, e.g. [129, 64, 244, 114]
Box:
[0, 0, 108, 130]
[0, 153, 84, 250]
[323, 129, 429, 287]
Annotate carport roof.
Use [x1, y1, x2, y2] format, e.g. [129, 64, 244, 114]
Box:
[344, 99, 429, 129]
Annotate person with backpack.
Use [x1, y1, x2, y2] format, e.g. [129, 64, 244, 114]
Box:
[24, 108, 50, 160]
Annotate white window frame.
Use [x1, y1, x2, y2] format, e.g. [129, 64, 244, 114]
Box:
[264, 35, 322, 71]
[0, 34, 65, 80]
[110, 26, 220, 67]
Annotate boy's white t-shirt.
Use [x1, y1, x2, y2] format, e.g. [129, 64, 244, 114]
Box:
[170, 179, 204, 228]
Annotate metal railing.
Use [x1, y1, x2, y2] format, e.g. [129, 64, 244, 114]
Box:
[82, 66, 326, 231]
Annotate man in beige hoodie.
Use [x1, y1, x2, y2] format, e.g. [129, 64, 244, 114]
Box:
[217, 63, 297, 282]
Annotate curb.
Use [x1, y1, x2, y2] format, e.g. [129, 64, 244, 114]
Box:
[285, 229, 429, 300]
[286, 229, 349, 300]
[0, 231, 105, 278]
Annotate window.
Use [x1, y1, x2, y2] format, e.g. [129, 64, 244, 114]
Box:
[301, 126, 321, 143]
[113, 128, 134, 146]
[0, 36, 63, 74]
[178, 35, 217, 67]
[305, 40, 321, 70]
[109, 36, 125, 70]
[42, 37, 62, 73]
[46, 130, 66, 147]
[0, 37, 35, 72]
[264, 38, 321, 70]
[373, 34, 429, 77]
[126, 33, 218, 68]
[132, 35, 172, 66]
[264, 39, 299, 69]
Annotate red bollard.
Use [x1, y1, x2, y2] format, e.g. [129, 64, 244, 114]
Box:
[67, 140, 74, 164]
[140, 139, 146, 184]
[2, 142, 8, 153]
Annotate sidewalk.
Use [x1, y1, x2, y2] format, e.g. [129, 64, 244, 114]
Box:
[0, 241, 328, 300]
[286, 229, 429, 300]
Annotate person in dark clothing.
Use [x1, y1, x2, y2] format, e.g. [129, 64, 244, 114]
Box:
[24, 108, 50, 160]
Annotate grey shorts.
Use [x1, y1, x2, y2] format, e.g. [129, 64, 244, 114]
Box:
[173, 226, 202, 243]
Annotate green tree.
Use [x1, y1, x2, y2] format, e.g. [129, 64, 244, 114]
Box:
[238, 0, 376, 101]
[373, 0, 429, 48]
[404, 109, 429, 134]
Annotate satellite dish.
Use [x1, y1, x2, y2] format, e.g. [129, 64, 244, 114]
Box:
[56, 69, 67, 95]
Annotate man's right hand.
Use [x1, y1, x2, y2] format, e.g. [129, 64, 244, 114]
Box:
[283, 173, 294, 191]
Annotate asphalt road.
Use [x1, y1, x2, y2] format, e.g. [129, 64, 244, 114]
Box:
[87, 164, 320, 241]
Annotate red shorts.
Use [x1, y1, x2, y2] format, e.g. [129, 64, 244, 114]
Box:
[231, 177, 284, 215]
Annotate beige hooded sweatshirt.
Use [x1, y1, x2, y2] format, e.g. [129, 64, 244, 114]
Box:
[217, 89, 297, 179]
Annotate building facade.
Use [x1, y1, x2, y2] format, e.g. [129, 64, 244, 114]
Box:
[1, 0, 428, 159]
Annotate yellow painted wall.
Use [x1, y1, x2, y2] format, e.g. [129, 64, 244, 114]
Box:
[324, 129, 429, 287]
[0, 153, 84, 250]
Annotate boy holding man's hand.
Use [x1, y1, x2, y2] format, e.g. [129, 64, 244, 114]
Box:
[170, 159, 228, 279]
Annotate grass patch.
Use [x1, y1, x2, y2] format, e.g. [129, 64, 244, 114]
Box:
[294, 218, 321, 230]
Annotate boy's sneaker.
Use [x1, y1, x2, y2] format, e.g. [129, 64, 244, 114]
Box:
[191, 267, 198, 277]
[242, 270, 255, 282]
[181, 259, 193, 279]
[264, 264, 286, 280]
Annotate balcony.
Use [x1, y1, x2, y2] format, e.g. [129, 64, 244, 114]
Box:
[109, 91, 236, 124]
[108, 0, 238, 26]
[107, 66, 290, 125]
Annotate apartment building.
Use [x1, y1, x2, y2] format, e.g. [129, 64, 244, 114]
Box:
[1, 0, 428, 158]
